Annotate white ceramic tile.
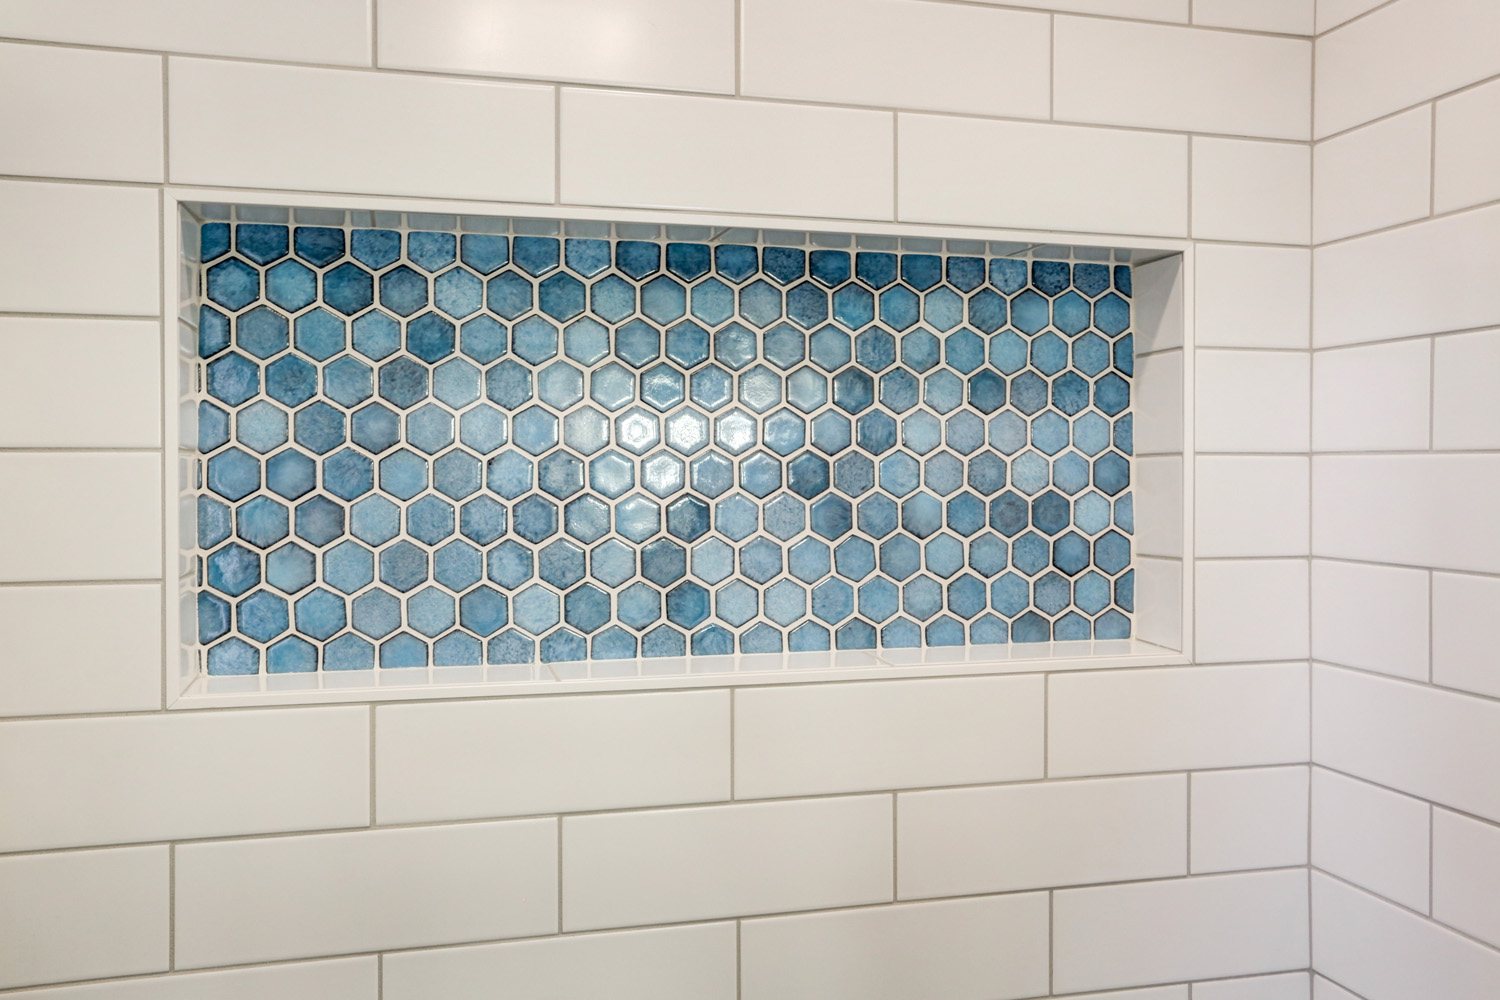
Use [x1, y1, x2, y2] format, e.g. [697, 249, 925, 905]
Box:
[0, 319, 160, 447]
[1313, 663, 1500, 823]
[1135, 459, 1183, 557]
[1311, 560, 1429, 680]
[0, 454, 160, 583]
[0, 0, 370, 64]
[1195, 245, 1310, 349]
[972, 0, 1188, 19]
[1133, 255, 1185, 354]
[1312, 872, 1500, 1000]
[378, 0, 733, 93]
[0, 708, 368, 851]
[1315, 0, 1500, 138]
[1312, 975, 1362, 1000]
[1136, 555, 1185, 650]
[562, 796, 891, 930]
[897, 775, 1187, 899]
[1054, 870, 1309, 993]
[1433, 808, 1500, 949]
[1315, 0, 1387, 33]
[1314, 205, 1500, 347]
[1195, 456, 1310, 558]
[0, 584, 161, 717]
[897, 114, 1188, 237]
[170, 58, 554, 203]
[0, 847, 168, 990]
[742, 0, 1048, 118]
[1313, 455, 1500, 574]
[1054, 18, 1311, 139]
[1195, 973, 1312, 1000]
[0, 959, 378, 1000]
[176, 819, 557, 968]
[1313, 106, 1432, 243]
[1433, 328, 1500, 450]
[1134, 350, 1184, 455]
[562, 89, 892, 221]
[734, 676, 1043, 799]
[740, 895, 1049, 1000]
[1311, 767, 1431, 913]
[0, 43, 162, 182]
[1196, 351, 1310, 452]
[0, 180, 158, 315]
[1434, 77, 1500, 214]
[1194, 559, 1310, 663]
[376, 691, 728, 824]
[1192, 0, 1313, 34]
[1191, 766, 1309, 874]
[1432, 571, 1500, 699]
[1192, 137, 1312, 244]
[1311, 339, 1431, 452]
[383, 923, 736, 1000]
[1049, 663, 1309, 777]
[1059, 990, 1189, 1000]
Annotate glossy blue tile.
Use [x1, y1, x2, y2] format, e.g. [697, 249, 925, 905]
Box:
[462, 234, 510, 275]
[351, 229, 401, 269]
[350, 590, 398, 638]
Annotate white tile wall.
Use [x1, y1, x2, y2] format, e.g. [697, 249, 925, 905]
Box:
[1311, 560, 1429, 680]
[1432, 329, 1500, 450]
[1066, 990, 1190, 1000]
[1195, 456, 1310, 557]
[1195, 245, 1310, 348]
[1135, 457, 1184, 557]
[977, 0, 1188, 19]
[1312, 976, 1362, 1000]
[740, 895, 1050, 1000]
[0, 847, 169, 990]
[1194, 560, 1311, 663]
[1431, 571, 1500, 698]
[1192, 138, 1312, 244]
[175, 820, 558, 968]
[0, 959, 379, 1000]
[1434, 77, 1500, 214]
[1192, 0, 1314, 34]
[1195, 351, 1310, 453]
[1054, 870, 1310, 993]
[377, 0, 735, 94]
[1054, 18, 1311, 139]
[1432, 808, 1500, 949]
[1315, 0, 1389, 33]
[0, 318, 160, 447]
[1313, 107, 1433, 243]
[562, 796, 892, 930]
[1311, 767, 1431, 912]
[1190, 766, 1309, 874]
[733, 676, 1043, 799]
[1195, 973, 1313, 1000]
[1311, 340, 1431, 452]
[1135, 352, 1185, 455]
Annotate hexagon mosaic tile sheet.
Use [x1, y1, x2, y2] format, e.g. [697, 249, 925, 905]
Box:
[190, 217, 1134, 675]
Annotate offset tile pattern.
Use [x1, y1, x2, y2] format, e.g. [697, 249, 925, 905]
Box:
[191, 215, 1134, 673]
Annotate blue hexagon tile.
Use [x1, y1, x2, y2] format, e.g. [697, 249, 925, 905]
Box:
[192, 217, 1132, 674]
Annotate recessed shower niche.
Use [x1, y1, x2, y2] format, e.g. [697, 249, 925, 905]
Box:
[171, 200, 1189, 702]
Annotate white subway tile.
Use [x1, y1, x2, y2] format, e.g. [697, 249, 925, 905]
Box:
[1195, 245, 1310, 349]
[1312, 975, 1362, 1000]
[0, 454, 161, 583]
[0, 847, 168, 990]
[562, 89, 892, 221]
[1136, 457, 1184, 558]
[1313, 106, 1432, 243]
[740, 895, 1049, 1000]
[1315, 0, 1500, 137]
[1311, 768, 1430, 913]
[1191, 766, 1309, 874]
[0, 958, 378, 1000]
[176, 820, 557, 968]
[1315, 0, 1387, 33]
[377, 691, 728, 824]
[1134, 351, 1184, 456]
[0, 0, 371, 65]
[1054, 870, 1309, 993]
[1433, 328, 1500, 450]
[742, 0, 1048, 119]
[1195, 973, 1312, 1000]
[1060, 990, 1190, 1000]
[1314, 205, 1500, 347]
[0, 708, 368, 851]
[1311, 339, 1431, 452]
[1192, 0, 1313, 34]
[1432, 571, 1500, 699]
[170, 58, 554, 203]
[0, 319, 160, 448]
[1049, 663, 1310, 777]
[1195, 456, 1310, 558]
[1195, 351, 1310, 453]
[734, 676, 1043, 799]
[1314, 664, 1500, 823]
[1313, 455, 1500, 573]
[973, 0, 1188, 19]
[1194, 559, 1310, 663]
[562, 796, 891, 930]
[898, 775, 1187, 899]
[1054, 18, 1310, 139]
[378, 0, 734, 93]
[1311, 560, 1429, 681]
[0, 180, 158, 316]
[1313, 872, 1500, 1000]
[897, 114, 1188, 237]
[1433, 808, 1500, 950]
[1434, 77, 1500, 214]
[1192, 137, 1311, 244]
[383, 923, 736, 1000]
[0, 584, 160, 717]
[0, 43, 162, 182]
[1136, 556, 1185, 651]
[1134, 255, 1186, 353]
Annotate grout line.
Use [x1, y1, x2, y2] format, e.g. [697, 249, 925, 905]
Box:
[369, 0, 378, 68]
[167, 842, 176, 970]
[1428, 100, 1438, 218]
[369, 704, 377, 827]
[1314, 0, 1401, 38]
[556, 817, 564, 934]
[1185, 771, 1194, 873]
[377, 953, 383, 1000]
[734, 0, 742, 97]
[735, 920, 743, 1000]
[1047, 889, 1055, 995]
